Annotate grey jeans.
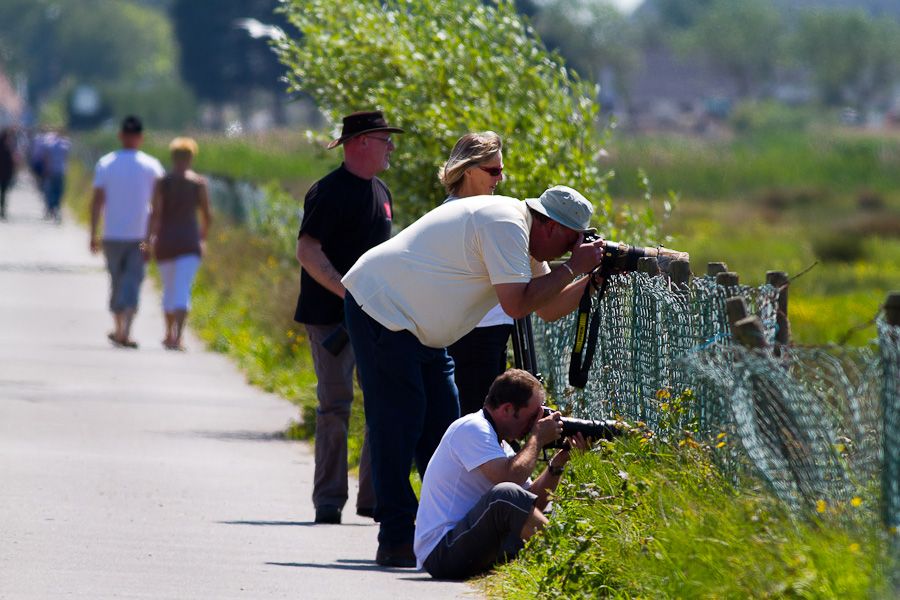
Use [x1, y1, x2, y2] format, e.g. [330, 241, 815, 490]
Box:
[423, 482, 537, 580]
[305, 323, 375, 511]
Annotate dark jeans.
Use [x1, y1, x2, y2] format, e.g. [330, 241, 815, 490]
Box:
[423, 482, 537, 580]
[344, 292, 460, 545]
[447, 324, 512, 416]
[43, 173, 64, 213]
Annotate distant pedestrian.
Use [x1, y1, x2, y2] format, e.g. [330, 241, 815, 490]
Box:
[294, 110, 403, 526]
[0, 128, 16, 221]
[28, 128, 47, 187]
[145, 137, 212, 351]
[90, 115, 165, 349]
[39, 129, 71, 222]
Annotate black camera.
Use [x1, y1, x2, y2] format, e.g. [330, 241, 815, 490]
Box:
[542, 407, 621, 448]
[322, 325, 350, 356]
[583, 233, 649, 276]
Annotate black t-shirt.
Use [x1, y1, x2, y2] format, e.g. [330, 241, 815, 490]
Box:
[294, 164, 393, 325]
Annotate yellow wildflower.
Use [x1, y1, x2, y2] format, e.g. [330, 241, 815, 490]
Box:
[716, 441, 726, 449]
[717, 432, 727, 440]
[816, 499, 827, 514]
[851, 497, 862, 508]
[848, 543, 860, 553]
[656, 389, 671, 400]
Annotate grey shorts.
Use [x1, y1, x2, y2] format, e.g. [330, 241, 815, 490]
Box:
[103, 240, 145, 312]
[423, 482, 537, 580]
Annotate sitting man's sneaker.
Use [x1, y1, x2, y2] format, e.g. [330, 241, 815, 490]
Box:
[375, 542, 416, 568]
[314, 505, 342, 524]
[356, 506, 375, 519]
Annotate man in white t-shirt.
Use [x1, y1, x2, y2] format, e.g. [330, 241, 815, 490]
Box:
[341, 185, 605, 567]
[414, 368, 585, 579]
[89, 115, 165, 348]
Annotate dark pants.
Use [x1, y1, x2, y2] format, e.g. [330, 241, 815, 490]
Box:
[0, 179, 10, 217]
[304, 323, 375, 512]
[447, 324, 512, 416]
[344, 292, 460, 545]
[423, 482, 537, 580]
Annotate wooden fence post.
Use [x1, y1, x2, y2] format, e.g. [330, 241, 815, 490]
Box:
[733, 315, 768, 349]
[638, 256, 659, 276]
[766, 271, 791, 345]
[716, 271, 740, 288]
[726, 296, 749, 327]
[670, 259, 691, 288]
[707, 262, 728, 277]
[885, 291, 900, 326]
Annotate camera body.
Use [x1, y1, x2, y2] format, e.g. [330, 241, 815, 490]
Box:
[583, 233, 648, 275]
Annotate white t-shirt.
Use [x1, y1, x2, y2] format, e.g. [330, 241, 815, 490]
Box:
[414, 410, 527, 569]
[342, 196, 550, 348]
[93, 149, 165, 241]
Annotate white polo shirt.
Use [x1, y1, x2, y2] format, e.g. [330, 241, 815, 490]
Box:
[342, 196, 550, 348]
[414, 410, 522, 569]
[93, 149, 164, 241]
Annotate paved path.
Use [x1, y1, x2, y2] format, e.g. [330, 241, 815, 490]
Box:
[0, 180, 474, 600]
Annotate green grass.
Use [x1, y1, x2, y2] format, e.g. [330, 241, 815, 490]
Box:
[484, 435, 894, 599]
[608, 129, 900, 200]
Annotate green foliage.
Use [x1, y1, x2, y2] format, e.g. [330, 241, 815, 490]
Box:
[485, 436, 893, 598]
[791, 9, 900, 109]
[101, 80, 198, 130]
[170, 0, 293, 105]
[531, 0, 638, 90]
[275, 0, 659, 240]
[0, 0, 179, 105]
[674, 0, 783, 96]
[730, 100, 813, 135]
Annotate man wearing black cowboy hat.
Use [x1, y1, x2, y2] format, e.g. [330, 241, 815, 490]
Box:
[294, 110, 403, 526]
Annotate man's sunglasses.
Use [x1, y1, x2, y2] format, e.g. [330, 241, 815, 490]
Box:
[478, 166, 503, 177]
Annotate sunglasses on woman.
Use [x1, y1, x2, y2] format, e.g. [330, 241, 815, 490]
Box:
[479, 165, 503, 177]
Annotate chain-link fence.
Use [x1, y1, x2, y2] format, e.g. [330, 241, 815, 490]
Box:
[532, 272, 898, 532]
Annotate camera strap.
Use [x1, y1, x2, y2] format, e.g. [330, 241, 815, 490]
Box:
[568, 274, 610, 388]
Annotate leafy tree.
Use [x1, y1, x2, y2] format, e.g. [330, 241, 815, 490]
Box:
[675, 0, 784, 98]
[0, 0, 176, 107]
[531, 0, 638, 103]
[276, 0, 664, 241]
[792, 9, 900, 110]
[170, 0, 294, 118]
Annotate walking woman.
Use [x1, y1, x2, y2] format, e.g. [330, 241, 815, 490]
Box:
[437, 131, 510, 415]
[145, 137, 212, 350]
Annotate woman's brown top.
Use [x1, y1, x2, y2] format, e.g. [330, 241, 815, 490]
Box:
[154, 172, 203, 261]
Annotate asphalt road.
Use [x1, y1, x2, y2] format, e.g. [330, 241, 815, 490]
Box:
[0, 179, 474, 600]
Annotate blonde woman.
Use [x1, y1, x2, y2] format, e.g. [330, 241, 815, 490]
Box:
[437, 131, 511, 415]
[146, 137, 212, 350]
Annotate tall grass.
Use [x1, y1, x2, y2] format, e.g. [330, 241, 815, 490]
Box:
[484, 435, 894, 598]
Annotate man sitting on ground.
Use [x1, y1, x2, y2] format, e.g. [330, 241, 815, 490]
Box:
[414, 368, 587, 579]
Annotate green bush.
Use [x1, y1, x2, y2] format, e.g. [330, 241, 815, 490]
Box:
[275, 0, 663, 241]
[730, 100, 813, 134]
